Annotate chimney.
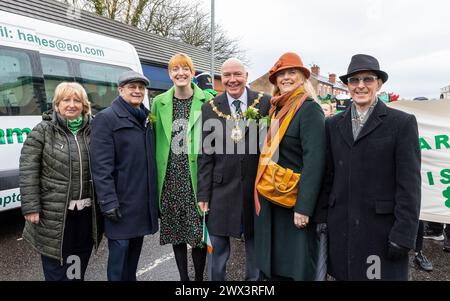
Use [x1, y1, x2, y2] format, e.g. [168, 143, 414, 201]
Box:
[311, 64, 320, 76]
[329, 73, 336, 84]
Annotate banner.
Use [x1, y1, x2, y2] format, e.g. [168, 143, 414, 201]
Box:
[388, 100, 450, 223]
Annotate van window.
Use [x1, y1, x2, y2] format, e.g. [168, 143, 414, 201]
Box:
[79, 61, 130, 114]
[41, 56, 75, 107]
[0, 48, 42, 116]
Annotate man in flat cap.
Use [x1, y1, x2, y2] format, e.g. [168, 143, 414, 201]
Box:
[90, 70, 158, 281]
[315, 54, 421, 280]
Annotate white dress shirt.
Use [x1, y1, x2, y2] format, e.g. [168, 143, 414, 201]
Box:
[226, 89, 248, 115]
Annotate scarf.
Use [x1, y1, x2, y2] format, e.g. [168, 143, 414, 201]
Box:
[118, 96, 147, 127]
[266, 86, 307, 144]
[351, 98, 378, 140]
[67, 115, 83, 135]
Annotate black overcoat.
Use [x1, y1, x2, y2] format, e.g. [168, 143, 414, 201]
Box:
[197, 88, 271, 238]
[90, 97, 159, 240]
[317, 100, 421, 280]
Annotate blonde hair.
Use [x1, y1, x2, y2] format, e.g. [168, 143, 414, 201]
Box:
[272, 70, 318, 102]
[53, 82, 91, 115]
[168, 53, 195, 74]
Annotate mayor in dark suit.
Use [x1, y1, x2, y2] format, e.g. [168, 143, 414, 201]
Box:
[90, 71, 159, 281]
[197, 58, 271, 281]
[316, 54, 421, 280]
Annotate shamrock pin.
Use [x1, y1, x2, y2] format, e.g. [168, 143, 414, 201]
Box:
[147, 112, 157, 129]
[443, 186, 450, 209]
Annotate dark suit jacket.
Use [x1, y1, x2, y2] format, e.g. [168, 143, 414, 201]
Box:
[197, 88, 271, 238]
[90, 97, 159, 239]
[318, 100, 421, 280]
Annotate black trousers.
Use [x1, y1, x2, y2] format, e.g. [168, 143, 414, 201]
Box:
[427, 222, 450, 237]
[415, 220, 424, 252]
[41, 207, 94, 281]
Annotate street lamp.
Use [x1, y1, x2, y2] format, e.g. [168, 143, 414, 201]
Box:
[211, 0, 215, 89]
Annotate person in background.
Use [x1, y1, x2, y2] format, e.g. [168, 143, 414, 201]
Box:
[20, 82, 102, 281]
[152, 53, 213, 281]
[424, 222, 450, 252]
[414, 220, 433, 272]
[194, 72, 218, 97]
[335, 94, 352, 114]
[321, 100, 333, 118]
[330, 97, 337, 115]
[90, 71, 159, 281]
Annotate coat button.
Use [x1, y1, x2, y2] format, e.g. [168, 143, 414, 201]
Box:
[355, 219, 360, 226]
[339, 160, 343, 166]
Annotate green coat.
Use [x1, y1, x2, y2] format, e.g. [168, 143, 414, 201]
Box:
[151, 84, 213, 213]
[254, 99, 326, 280]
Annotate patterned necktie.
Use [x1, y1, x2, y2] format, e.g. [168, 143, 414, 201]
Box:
[232, 99, 242, 114]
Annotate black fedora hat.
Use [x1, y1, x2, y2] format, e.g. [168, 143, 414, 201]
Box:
[339, 54, 388, 84]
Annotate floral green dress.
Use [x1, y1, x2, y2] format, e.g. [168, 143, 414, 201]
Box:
[160, 96, 203, 248]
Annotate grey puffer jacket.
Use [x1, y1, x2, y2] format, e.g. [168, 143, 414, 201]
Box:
[20, 110, 103, 262]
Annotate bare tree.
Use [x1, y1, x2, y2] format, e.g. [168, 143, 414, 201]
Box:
[130, 0, 149, 27]
[177, 7, 248, 63]
[58, 0, 248, 62]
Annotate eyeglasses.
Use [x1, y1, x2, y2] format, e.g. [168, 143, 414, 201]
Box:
[347, 75, 378, 86]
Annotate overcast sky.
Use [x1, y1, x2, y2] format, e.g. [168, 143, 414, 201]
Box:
[199, 0, 450, 99]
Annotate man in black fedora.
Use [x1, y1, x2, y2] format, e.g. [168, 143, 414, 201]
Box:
[315, 54, 421, 280]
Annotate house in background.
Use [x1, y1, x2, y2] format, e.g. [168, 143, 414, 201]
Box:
[440, 85, 450, 99]
[310, 65, 348, 97]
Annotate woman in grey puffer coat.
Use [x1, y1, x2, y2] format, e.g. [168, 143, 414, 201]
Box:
[19, 82, 102, 281]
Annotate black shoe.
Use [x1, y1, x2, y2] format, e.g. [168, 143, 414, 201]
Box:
[423, 229, 444, 241]
[443, 237, 450, 252]
[414, 251, 433, 272]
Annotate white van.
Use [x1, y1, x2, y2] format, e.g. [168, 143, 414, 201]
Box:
[0, 10, 145, 211]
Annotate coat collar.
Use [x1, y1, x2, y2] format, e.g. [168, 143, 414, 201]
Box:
[158, 88, 174, 142]
[111, 96, 148, 128]
[159, 84, 210, 142]
[355, 99, 387, 143]
[337, 98, 387, 146]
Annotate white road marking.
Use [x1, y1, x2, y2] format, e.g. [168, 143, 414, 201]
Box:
[136, 246, 191, 277]
[136, 252, 174, 277]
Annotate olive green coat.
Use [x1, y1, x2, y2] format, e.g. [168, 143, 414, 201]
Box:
[254, 99, 326, 280]
[20, 111, 102, 262]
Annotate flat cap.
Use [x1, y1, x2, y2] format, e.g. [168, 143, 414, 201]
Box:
[118, 70, 150, 87]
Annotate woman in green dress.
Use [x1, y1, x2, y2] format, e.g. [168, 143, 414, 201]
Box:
[152, 53, 213, 281]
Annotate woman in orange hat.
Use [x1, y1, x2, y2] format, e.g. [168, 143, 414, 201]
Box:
[254, 52, 326, 280]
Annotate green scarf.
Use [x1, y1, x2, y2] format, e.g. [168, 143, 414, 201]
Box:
[67, 116, 83, 135]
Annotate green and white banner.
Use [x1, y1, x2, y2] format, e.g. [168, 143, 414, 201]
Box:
[388, 100, 450, 223]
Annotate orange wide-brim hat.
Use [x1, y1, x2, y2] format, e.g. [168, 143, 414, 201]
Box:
[268, 52, 311, 84]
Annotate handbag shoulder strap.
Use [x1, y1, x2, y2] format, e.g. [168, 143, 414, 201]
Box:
[254, 92, 309, 216]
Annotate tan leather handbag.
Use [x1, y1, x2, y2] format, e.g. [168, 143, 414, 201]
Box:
[257, 160, 300, 208]
[255, 93, 308, 213]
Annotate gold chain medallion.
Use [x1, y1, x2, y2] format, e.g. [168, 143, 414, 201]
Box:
[210, 93, 263, 143]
